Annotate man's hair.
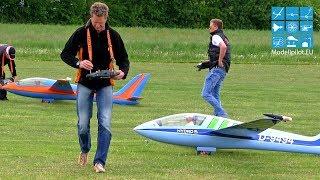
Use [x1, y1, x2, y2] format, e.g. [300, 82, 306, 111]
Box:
[210, 19, 223, 29]
[90, 2, 109, 17]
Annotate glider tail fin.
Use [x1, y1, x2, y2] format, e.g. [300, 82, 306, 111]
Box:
[113, 73, 151, 104]
[49, 79, 73, 93]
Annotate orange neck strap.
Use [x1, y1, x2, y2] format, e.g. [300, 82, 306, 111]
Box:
[85, 28, 116, 85]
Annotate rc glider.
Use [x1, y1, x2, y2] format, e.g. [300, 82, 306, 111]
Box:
[1, 73, 150, 105]
[134, 113, 320, 155]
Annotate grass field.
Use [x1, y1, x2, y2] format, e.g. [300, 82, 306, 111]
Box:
[0, 23, 320, 179]
[1, 23, 319, 64]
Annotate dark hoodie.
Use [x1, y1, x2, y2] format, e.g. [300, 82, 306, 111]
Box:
[60, 21, 130, 90]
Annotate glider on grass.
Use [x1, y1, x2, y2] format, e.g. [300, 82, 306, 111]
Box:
[134, 113, 320, 155]
[1, 73, 150, 105]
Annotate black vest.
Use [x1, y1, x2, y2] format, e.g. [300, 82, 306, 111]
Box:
[208, 29, 231, 72]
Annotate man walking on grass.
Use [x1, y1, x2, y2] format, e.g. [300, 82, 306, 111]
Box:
[61, 2, 130, 173]
[202, 19, 231, 118]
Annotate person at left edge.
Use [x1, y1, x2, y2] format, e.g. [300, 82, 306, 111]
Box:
[60, 2, 130, 173]
[0, 45, 17, 100]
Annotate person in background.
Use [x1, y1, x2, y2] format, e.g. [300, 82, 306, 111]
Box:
[201, 19, 231, 118]
[0, 45, 17, 100]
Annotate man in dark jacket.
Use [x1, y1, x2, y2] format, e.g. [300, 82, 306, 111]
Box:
[0, 45, 17, 100]
[60, 2, 130, 173]
[201, 19, 231, 118]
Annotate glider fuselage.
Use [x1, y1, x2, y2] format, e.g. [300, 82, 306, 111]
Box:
[134, 113, 320, 154]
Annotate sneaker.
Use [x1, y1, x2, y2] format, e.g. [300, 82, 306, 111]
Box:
[93, 163, 106, 173]
[78, 152, 88, 166]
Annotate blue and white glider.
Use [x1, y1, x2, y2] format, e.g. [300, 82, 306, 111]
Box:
[134, 113, 320, 155]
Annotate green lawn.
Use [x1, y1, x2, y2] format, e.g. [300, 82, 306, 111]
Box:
[1, 61, 320, 179]
[0, 23, 320, 179]
[1, 23, 319, 64]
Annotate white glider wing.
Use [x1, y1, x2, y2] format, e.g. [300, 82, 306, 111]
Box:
[212, 117, 287, 139]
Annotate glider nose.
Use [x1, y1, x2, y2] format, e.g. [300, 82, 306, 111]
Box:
[133, 125, 140, 132]
[133, 124, 145, 135]
[1, 82, 16, 90]
[133, 120, 159, 135]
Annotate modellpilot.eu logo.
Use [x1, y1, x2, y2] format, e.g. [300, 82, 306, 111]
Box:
[271, 7, 313, 49]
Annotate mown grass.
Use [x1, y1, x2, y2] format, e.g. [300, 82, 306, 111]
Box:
[0, 23, 320, 179]
[1, 23, 319, 64]
[1, 61, 320, 179]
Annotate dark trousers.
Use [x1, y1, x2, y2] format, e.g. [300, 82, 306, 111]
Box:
[0, 78, 7, 100]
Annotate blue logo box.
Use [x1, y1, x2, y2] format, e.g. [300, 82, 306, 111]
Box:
[271, 7, 313, 49]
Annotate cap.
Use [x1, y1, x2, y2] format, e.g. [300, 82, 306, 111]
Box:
[8, 47, 15, 59]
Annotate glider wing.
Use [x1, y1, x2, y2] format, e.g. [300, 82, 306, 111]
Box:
[211, 117, 288, 139]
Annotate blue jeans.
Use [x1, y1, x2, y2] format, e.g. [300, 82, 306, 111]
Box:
[202, 67, 228, 117]
[77, 84, 113, 166]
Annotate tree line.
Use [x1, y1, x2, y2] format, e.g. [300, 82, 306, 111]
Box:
[0, 0, 319, 30]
